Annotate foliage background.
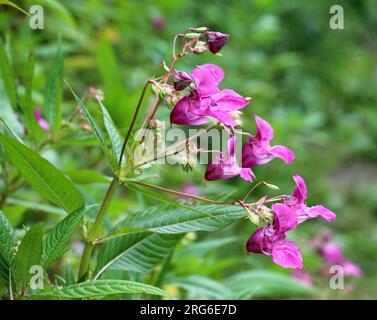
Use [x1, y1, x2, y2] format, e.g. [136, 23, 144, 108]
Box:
[1, 0, 377, 299]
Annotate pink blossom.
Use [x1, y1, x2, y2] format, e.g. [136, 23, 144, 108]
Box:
[205, 136, 255, 182]
[34, 107, 49, 132]
[206, 31, 229, 54]
[284, 175, 336, 224]
[321, 242, 362, 277]
[170, 64, 249, 127]
[242, 115, 295, 167]
[246, 203, 303, 269]
[292, 269, 313, 286]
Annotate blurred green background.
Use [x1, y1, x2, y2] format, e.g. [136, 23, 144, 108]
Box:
[1, 0, 377, 299]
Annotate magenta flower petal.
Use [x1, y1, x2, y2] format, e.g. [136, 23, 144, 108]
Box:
[170, 95, 209, 125]
[206, 108, 237, 127]
[272, 203, 298, 233]
[191, 64, 224, 96]
[321, 243, 343, 264]
[269, 145, 296, 164]
[239, 168, 255, 182]
[242, 115, 295, 167]
[292, 270, 313, 286]
[34, 107, 50, 132]
[255, 115, 274, 141]
[246, 227, 274, 255]
[306, 205, 336, 222]
[342, 260, 362, 277]
[272, 240, 303, 269]
[291, 174, 307, 204]
[212, 89, 249, 111]
[205, 136, 254, 181]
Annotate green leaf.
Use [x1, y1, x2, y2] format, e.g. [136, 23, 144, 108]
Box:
[23, 52, 38, 140]
[42, 206, 91, 269]
[37, 280, 168, 299]
[115, 204, 246, 234]
[0, 134, 84, 213]
[169, 275, 233, 300]
[0, 210, 15, 266]
[0, 1, 30, 16]
[223, 270, 316, 299]
[95, 232, 182, 277]
[65, 81, 117, 170]
[0, 39, 23, 136]
[98, 99, 123, 162]
[14, 223, 44, 290]
[0, 210, 15, 284]
[68, 169, 112, 184]
[175, 236, 238, 258]
[44, 42, 63, 134]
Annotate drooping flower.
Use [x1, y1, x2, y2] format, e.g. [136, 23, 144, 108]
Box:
[173, 71, 192, 91]
[206, 31, 229, 54]
[205, 136, 255, 182]
[284, 175, 336, 224]
[34, 107, 49, 132]
[292, 269, 313, 286]
[170, 64, 249, 127]
[242, 115, 295, 167]
[246, 203, 303, 269]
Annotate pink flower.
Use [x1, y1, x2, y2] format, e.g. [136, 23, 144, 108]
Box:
[206, 31, 229, 54]
[34, 107, 49, 132]
[242, 115, 295, 167]
[284, 175, 336, 224]
[170, 64, 249, 127]
[292, 269, 313, 286]
[321, 242, 362, 277]
[246, 203, 303, 269]
[205, 136, 255, 182]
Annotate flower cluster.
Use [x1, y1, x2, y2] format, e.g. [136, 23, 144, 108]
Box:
[165, 28, 337, 269]
[246, 176, 336, 268]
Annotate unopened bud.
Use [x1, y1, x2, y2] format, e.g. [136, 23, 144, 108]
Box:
[189, 27, 208, 33]
[206, 31, 229, 54]
[173, 71, 192, 91]
[184, 32, 201, 39]
[264, 182, 280, 191]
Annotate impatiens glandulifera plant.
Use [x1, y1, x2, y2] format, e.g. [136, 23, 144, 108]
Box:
[0, 27, 336, 300]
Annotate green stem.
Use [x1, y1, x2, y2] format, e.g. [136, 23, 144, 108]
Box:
[77, 177, 119, 282]
[126, 179, 235, 206]
[118, 80, 152, 168]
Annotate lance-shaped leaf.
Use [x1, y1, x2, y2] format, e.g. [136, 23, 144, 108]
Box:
[0, 211, 15, 284]
[65, 81, 117, 170]
[98, 99, 123, 162]
[14, 223, 44, 290]
[0, 39, 23, 136]
[44, 42, 63, 134]
[42, 206, 92, 269]
[223, 270, 316, 299]
[95, 232, 182, 277]
[36, 280, 168, 299]
[0, 134, 84, 213]
[115, 204, 246, 234]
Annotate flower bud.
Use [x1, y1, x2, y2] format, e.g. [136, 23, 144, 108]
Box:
[206, 31, 229, 54]
[264, 182, 280, 191]
[184, 32, 201, 39]
[192, 40, 208, 54]
[189, 27, 208, 33]
[173, 71, 192, 91]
